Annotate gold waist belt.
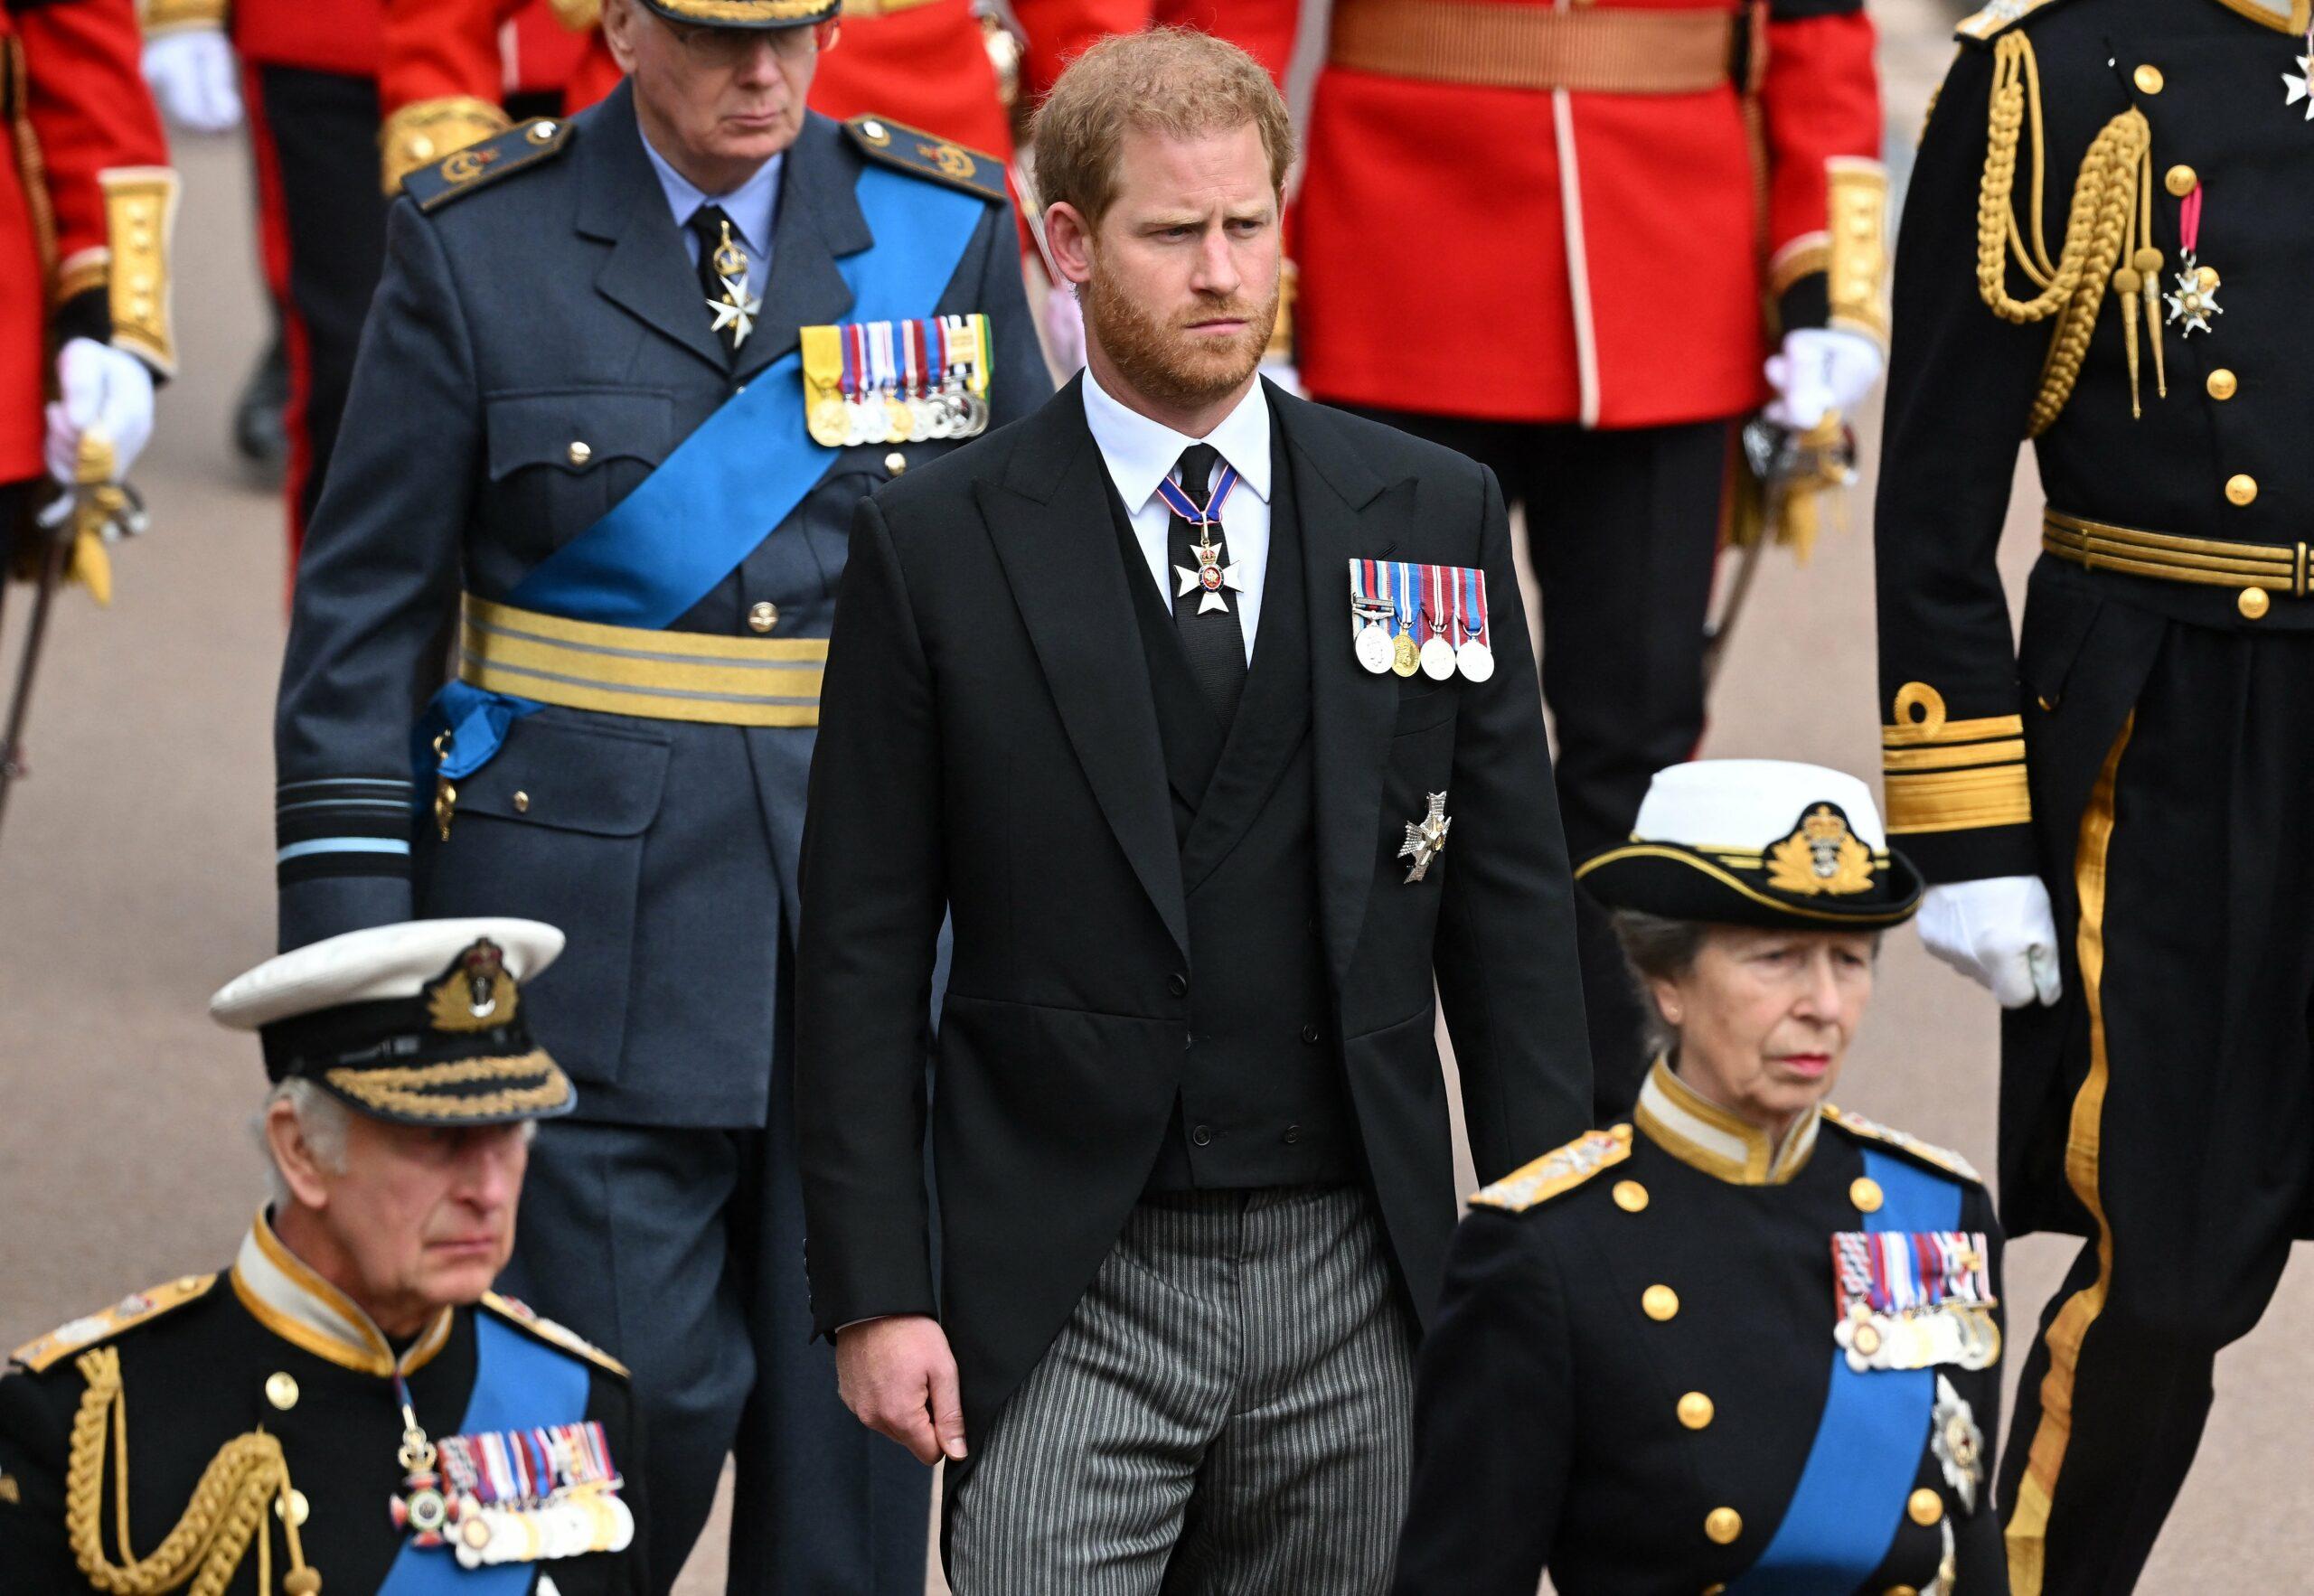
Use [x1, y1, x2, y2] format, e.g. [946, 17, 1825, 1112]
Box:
[2041, 509, 2307, 610]
[1327, 0, 1745, 94]
[460, 596, 826, 728]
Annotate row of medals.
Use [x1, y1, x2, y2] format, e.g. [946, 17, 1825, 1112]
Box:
[808, 384, 987, 449]
[451, 1488, 636, 1568]
[1839, 1300, 2000, 1375]
[1354, 604, 1494, 683]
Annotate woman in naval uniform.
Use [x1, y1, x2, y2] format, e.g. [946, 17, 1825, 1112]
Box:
[1393, 759, 2007, 1596]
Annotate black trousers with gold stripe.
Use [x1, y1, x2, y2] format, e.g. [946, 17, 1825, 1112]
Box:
[1998, 577, 2314, 1595]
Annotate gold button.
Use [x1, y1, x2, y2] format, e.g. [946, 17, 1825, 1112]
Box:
[275, 1488, 311, 1526]
[883, 451, 908, 475]
[1677, 1391, 1715, 1430]
[2164, 163, 2197, 197]
[1886, 1588, 1919, 1596]
[2238, 587, 2271, 621]
[567, 440, 592, 467]
[409, 136, 435, 160]
[1613, 1179, 1650, 1213]
[1849, 1177, 1884, 1214]
[2226, 473, 2258, 506]
[513, 791, 530, 813]
[1705, 1507, 1743, 1544]
[265, 1372, 299, 1412]
[1908, 1488, 1944, 1526]
[2206, 368, 2237, 400]
[2133, 63, 2163, 93]
[1641, 1284, 1679, 1321]
[748, 601, 778, 634]
[1704, 1588, 1726, 1596]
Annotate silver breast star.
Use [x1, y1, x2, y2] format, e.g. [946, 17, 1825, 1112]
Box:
[707, 275, 761, 348]
[2287, 52, 2314, 117]
[1173, 532, 1243, 615]
[1398, 792, 1452, 883]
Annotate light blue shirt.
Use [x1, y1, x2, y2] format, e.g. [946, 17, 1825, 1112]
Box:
[638, 112, 781, 304]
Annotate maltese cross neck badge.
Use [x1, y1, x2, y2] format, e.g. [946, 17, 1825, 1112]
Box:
[1174, 530, 1243, 615]
[1399, 792, 1452, 883]
[704, 217, 760, 352]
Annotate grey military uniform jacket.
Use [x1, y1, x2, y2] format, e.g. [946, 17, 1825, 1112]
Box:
[273, 83, 1048, 1127]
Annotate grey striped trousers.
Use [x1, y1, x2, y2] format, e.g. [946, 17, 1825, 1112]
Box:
[945, 1183, 1416, 1595]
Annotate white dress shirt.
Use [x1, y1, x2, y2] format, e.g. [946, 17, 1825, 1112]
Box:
[1082, 368, 1274, 665]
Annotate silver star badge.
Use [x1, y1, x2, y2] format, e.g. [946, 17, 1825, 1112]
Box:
[1173, 532, 1243, 615]
[707, 274, 761, 348]
[1398, 792, 1452, 883]
[1930, 1374, 1984, 1515]
[2287, 52, 2314, 117]
[2162, 267, 2221, 333]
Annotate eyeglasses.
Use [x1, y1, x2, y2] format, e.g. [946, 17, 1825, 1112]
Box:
[657, 14, 838, 69]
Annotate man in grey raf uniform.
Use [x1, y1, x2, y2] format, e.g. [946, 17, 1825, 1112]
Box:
[268, 0, 1049, 1582]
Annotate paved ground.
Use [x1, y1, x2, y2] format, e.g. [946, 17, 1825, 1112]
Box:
[4, 5, 2308, 1590]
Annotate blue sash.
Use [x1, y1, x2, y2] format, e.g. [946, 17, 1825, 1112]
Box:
[419, 162, 987, 783]
[376, 1314, 592, 1596]
[1726, 1149, 1961, 1595]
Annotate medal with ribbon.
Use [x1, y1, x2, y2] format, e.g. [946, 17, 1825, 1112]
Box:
[1419, 563, 1458, 681]
[1455, 564, 1494, 681]
[1350, 560, 1395, 673]
[1830, 1230, 1999, 1374]
[387, 1373, 635, 1572]
[1389, 561, 1422, 677]
[1162, 457, 1243, 615]
[2162, 178, 2221, 335]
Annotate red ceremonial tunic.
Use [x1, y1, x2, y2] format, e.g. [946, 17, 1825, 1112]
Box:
[1293, 0, 1881, 429]
[0, 0, 169, 483]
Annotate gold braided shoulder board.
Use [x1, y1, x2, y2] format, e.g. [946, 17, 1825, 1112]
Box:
[12, 1275, 218, 1374]
[1468, 1125, 1634, 1213]
[482, 1291, 629, 1377]
[1821, 1104, 1985, 1185]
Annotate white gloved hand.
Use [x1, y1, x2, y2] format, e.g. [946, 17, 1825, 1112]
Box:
[1917, 876, 2064, 1009]
[1040, 283, 1086, 375]
[142, 29, 242, 135]
[1764, 326, 1884, 431]
[45, 340, 156, 485]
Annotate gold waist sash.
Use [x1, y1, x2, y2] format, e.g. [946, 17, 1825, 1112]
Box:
[2041, 509, 2306, 599]
[1326, 0, 1746, 94]
[460, 596, 825, 728]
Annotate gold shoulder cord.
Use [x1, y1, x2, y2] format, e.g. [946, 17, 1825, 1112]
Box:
[64, 1347, 321, 1596]
[1976, 33, 2161, 432]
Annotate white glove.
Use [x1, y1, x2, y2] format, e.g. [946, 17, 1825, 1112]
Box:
[142, 29, 242, 135]
[1917, 876, 2064, 1009]
[45, 339, 156, 485]
[1764, 326, 1884, 431]
[1040, 284, 1086, 375]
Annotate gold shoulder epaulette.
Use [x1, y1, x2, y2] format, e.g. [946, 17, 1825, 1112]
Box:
[1955, 0, 2074, 43]
[403, 118, 572, 214]
[11, 1274, 217, 1374]
[1469, 1125, 1632, 1213]
[482, 1291, 629, 1377]
[844, 116, 1006, 203]
[1822, 1104, 1985, 1184]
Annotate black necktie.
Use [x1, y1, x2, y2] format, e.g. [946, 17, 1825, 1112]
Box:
[688, 203, 751, 361]
[1167, 443, 1246, 724]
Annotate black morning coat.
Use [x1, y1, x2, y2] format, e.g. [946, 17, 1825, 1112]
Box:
[793, 373, 1596, 1451]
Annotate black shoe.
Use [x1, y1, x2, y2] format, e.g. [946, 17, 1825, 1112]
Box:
[233, 332, 289, 487]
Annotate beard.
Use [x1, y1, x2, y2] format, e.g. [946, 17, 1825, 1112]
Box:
[1082, 266, 1279, 415]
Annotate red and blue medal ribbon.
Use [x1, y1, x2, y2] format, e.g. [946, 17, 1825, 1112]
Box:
[1152, 459, 1239, 530]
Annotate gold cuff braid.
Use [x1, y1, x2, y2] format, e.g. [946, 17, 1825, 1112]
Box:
[381, 99, 514, 195]
[66, 1347, 319, 1596]
[1882, 681, 2032, 834]
[1975, 33, 2159, 434]
[100, 169, 176, 376]
[1826, 157, 1890, 346]
[140, 0, 226, 35]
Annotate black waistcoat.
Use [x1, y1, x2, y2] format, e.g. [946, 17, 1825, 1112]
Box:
[1105, 426, 1358, 1189]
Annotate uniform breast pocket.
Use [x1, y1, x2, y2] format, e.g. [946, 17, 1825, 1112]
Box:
[483, 388, 677, 555]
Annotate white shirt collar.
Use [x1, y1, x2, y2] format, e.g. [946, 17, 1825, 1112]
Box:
[1081, 368, 1273, 516]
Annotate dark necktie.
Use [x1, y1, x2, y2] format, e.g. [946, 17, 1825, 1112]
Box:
[687, 203, 753, 361]
[1167, 443, 1246, 724]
